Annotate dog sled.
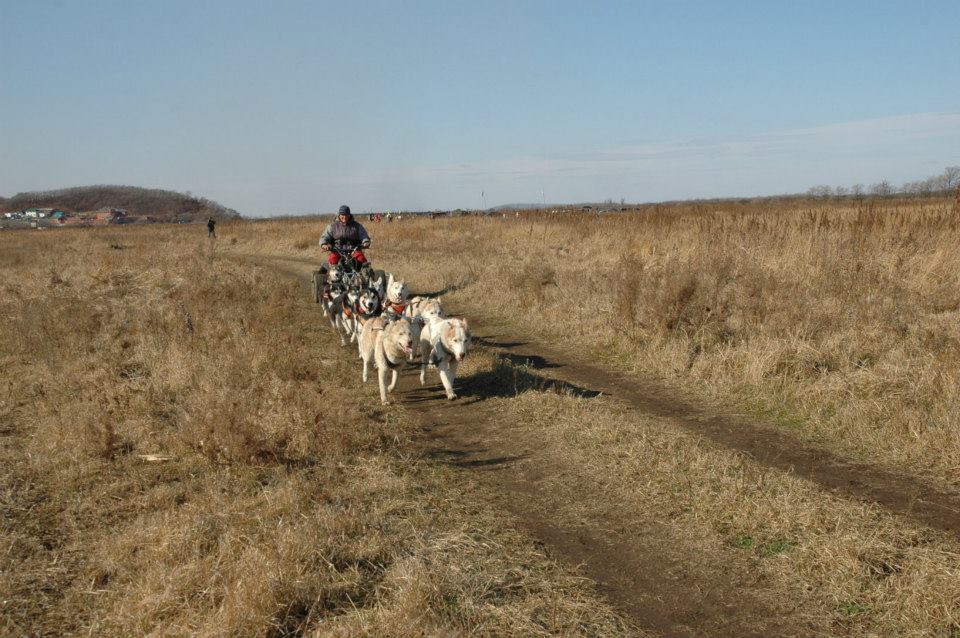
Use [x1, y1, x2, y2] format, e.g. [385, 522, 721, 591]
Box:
[312, 246, 370, 304]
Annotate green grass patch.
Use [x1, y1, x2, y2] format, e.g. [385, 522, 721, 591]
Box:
[732, 535, 755, 549]
[837, 601, 870, 616]
[761, 538, 795, 557]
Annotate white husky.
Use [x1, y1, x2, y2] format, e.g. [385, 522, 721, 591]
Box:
[404, 296, 445, 358]
[405, 296, 445, 322]
[382, 274, 409, 317]
[420, 317, 471, 400]
[359, 315, 418, 405]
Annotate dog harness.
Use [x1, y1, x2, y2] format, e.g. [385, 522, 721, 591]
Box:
[384, 301, 406, 315]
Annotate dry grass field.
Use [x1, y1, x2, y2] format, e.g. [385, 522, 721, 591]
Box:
[253, 197, 960, 489]
[232, 195, 960, 635]
[5, 195, 960, 636]
[0, 227, 629, 636]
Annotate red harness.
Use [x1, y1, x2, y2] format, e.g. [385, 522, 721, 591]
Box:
[385, 301, 406, 315]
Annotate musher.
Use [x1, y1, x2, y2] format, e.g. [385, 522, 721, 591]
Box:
[319, 205, 371, 266]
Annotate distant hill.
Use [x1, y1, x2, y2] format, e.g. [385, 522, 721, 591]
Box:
[0, 185, 240, 220]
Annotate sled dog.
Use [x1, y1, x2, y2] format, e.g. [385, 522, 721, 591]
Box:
[404, 296, 445, 358]
[404, 296, 445, 322]
[420, 317, 471, 400]
[382, 276, 409, 318]
[360, 315, 417, 405]
[353, 286, 383, 356]
[329, 287, 360, 346]
[365, 269, 388, 304]
[321, 265, 344, 317]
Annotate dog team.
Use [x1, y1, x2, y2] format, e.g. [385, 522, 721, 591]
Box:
[319, 262, 471, 406]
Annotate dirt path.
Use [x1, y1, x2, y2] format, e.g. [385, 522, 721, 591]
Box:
[244, 253, 960, 636]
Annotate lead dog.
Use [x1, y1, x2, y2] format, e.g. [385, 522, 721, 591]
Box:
[359, 315, 418, 405]
[420, 317, 471, 400]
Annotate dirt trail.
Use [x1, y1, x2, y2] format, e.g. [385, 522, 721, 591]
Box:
[245, 253, 960, 636]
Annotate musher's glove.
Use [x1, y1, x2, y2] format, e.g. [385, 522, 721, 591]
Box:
[321, 244, 331, 251]
[361, 240, 371, 248]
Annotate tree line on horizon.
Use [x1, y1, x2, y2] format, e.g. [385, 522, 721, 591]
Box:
[0, 185, 239, 219]
[806, 166, 960, 199]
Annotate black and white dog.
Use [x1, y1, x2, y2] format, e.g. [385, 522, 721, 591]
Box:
[366, 269, 388, 304]
[321, 265, 344, 317]
[329, 287, 361, 346]
[352, 286, 383, 356]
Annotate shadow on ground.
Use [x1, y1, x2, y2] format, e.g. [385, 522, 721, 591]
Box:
[401, 352, 600, 408]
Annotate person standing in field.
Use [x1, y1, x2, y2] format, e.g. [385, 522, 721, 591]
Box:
[319, 205, 371, 266]
[207, 217, 216, 238]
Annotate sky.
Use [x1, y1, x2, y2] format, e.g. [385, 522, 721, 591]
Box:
[1, 0, 958, 215]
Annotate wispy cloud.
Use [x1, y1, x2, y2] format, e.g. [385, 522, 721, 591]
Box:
[344, 111, 960, 187]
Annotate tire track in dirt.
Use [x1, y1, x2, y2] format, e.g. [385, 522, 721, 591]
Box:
[468, 327, 960, 537]
[244, 252, 960, 636]
[402, 386, 815, 637]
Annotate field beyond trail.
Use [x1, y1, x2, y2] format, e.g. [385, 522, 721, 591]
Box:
[5, 198, 960, 637]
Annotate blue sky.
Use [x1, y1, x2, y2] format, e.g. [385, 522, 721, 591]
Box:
[1, 0, 958, 215]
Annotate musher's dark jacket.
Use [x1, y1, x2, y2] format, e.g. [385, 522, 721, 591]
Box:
[319, 219, 371, 249]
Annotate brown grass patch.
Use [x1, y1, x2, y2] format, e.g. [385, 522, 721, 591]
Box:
[0, 224, 628, 635]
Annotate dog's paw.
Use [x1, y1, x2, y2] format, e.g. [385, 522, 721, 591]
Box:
[446, 393, 458, 400]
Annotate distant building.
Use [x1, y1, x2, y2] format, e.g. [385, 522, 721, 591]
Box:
[94, 209, 127, 223]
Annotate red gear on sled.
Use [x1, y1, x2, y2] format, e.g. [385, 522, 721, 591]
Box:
[327, 249, 367, 266]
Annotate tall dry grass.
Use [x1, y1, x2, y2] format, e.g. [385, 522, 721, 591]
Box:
[169, 202, 960, 635]
[0, 225, 630, 636]
[475, 349, 960, 636]
[241, 198, 960, 488]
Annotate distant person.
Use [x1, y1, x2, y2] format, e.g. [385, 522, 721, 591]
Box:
[207, 217, 216, 238]
[319, 205, 371, 266]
